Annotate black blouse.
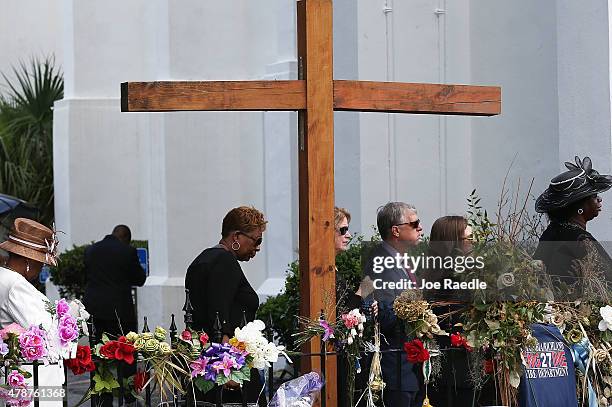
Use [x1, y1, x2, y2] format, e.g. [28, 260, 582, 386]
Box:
[185, 247, 259, 336]
[534, 221, 612, 285]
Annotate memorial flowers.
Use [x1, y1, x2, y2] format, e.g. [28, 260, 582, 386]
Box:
[191, 319, 289, 394]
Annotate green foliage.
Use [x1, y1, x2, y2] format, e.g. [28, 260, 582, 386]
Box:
[0, 57, 63, 225]
[49, 240, 148, 300]
[467, 189, 495, 243]
[257, 234, 373, 350]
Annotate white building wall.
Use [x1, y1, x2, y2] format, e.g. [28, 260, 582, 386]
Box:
[0, 1, 62, 85]
[7, 0, 602, 328]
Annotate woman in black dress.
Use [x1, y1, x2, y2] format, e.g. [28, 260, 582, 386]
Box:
[425, 216, 490, 407]
[534, 156, 612, 294]
[185, 206, 267, 404]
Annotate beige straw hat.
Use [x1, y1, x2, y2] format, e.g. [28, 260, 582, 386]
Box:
[0, 218, 58, 266]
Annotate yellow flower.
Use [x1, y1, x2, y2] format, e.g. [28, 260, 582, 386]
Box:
[125, 332, 139, 343]
[142, 332, 154, 340]
[154, 327, 167, 341]
[158, 342, 172, 354]
[133, 338, 146, 351]
[144, 339, 160, 353]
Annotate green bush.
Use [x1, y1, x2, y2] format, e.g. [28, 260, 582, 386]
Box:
[49, 240, 148, 300]
[257, 234, 373, 350]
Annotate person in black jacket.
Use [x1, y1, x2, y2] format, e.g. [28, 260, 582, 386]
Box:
[83, 224, 146, 336]
[185, 206, 267, 405]
[534, 156, 612, 293]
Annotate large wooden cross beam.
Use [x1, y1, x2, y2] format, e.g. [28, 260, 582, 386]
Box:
[121, 1, 500, 406]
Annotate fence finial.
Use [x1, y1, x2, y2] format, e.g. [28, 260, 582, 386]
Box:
[183, 289, 193, 329]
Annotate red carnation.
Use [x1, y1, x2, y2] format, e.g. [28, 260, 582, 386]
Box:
[133, 370, 149, 393]
[99, 339, 136, 365]
[199, 333, 209, 346]
[450, 333, 472, 351]
[100, 341, 119, 360]
[483, 359, 495, 375]
[116, 338, 136, 365]
[65, 345, 96, 375]
[403, 339, 430, 364]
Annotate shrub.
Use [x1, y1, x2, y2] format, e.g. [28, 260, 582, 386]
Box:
[257, 234, 373, 350]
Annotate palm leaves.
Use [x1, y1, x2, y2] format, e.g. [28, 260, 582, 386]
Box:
[0, 56, 63, 225]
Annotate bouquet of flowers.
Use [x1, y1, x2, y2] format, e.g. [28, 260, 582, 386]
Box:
[191, 320, 289, 394]
[393, 290, 449, 339]
[0, 298, 89, 406]
[294, 308, 367, 407]
[545, 302, 612, 406]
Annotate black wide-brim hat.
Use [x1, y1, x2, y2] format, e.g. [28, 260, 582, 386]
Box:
[535, 156, 612, 213]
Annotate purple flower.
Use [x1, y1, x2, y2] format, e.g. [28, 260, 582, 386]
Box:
[56, 299, 70, 316]
[7, 370, 25, 388]
[190, 356, 210, 377]
[0, 339, 8, 356]
[319, 319, 334, 342]
[212, 354, 237, 377]
[204, 366, 217, 381]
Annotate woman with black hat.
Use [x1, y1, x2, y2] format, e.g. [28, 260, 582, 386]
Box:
[534, 156, 612, 289]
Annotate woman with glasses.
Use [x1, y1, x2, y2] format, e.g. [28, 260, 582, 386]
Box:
[185, 206, 267, 405]
[424, 215, 495, 407]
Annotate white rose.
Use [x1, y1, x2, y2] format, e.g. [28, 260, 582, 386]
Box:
[347, 336, 353, 345]
[598, 305, 612, 332]
[263, 342, 280, 363]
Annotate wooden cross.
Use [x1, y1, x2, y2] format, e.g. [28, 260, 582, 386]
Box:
[121, 1, 501, 406]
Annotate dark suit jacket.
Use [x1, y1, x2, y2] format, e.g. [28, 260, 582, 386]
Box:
[83, 235, 146, 325]
[364, 242, 420, 392]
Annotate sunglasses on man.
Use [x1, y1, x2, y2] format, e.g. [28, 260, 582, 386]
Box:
[394, 219, 420, 229]
[337, 226, 349, 236]
[240, 232, 263, 246]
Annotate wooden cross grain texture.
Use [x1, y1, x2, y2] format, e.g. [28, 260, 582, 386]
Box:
[121, 1, 501, 406]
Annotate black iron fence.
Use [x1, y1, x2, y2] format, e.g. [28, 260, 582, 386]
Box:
[83, 289, 412, 407]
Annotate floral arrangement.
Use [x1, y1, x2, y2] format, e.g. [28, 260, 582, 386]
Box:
[0, 298, 89, 406]
[393, 290, 448, 339]
[543, 302, 612, 406]
[191, 320, 289, 394]
[294, 308, 367, 407]
[84, 326, 192, 401]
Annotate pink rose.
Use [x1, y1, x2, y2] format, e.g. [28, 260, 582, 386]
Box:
[19, 326, 47, 361]
[7, 370, 25, 388]
[56, 299, 70, 316]
[58, 324, 78, 345]
[0, 323, 25, 340]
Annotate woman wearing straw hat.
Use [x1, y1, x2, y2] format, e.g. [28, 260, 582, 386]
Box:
[0, 217, 59, 328]
[534, 156, 612, 290]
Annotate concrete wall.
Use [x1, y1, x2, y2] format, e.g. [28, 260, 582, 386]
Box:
[46, 0, 612, 329]
[0, 1, 62, 86]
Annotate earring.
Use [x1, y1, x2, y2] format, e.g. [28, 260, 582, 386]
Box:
[577, 208, 584, 215]
[231, 241, 240, 251]
[25, 261, 30, 274]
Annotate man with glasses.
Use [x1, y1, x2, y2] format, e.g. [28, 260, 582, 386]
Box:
[364, 202, 424, 407]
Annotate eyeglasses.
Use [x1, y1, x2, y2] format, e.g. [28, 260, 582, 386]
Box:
[240, 232, 263, 246]
[395, 219, 420, 229]
[337, 226, 349, 236]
